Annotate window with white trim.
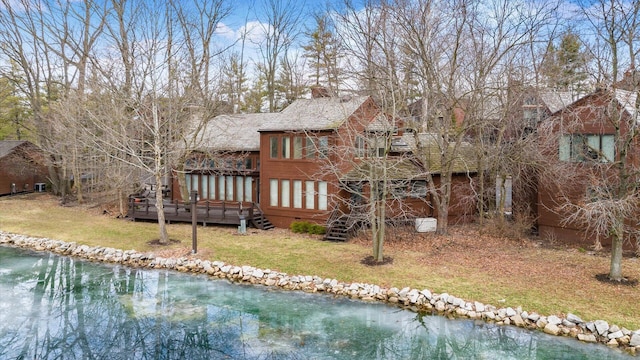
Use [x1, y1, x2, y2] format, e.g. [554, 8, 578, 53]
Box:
[559, 134, 614, 163]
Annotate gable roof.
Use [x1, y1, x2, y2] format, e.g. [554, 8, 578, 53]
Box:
[193, 113, 280, 152]
[613, 88, 638, 120]
[258, 96, 370, 132]
[0, 140, 28, 158]
[539, 92, 576, 114]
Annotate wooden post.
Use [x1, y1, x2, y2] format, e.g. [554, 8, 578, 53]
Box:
[191, 190, 197, 254]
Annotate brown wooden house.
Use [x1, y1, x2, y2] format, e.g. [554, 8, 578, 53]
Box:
[536, 88, 639, 246]
[159, 90, 478, 235]
[257, 92, 477, 231]
[0, 140, 48, 196]
[172, 113, 280, 204]
[257, 93, 382, 228]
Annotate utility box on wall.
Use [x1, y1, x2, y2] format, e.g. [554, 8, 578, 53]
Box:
[415, 217, 437, 233]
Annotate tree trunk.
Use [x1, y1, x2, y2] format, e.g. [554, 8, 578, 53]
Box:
[155, 171, 169, 245]
[609, 222, 624, 280]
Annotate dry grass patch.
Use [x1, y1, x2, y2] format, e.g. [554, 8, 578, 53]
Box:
[1, 193, 639, 330]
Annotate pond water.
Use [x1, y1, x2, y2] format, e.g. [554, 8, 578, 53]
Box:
[0, 246, 633, 359]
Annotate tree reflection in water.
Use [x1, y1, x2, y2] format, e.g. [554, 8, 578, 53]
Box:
[0, 247, 632, 359]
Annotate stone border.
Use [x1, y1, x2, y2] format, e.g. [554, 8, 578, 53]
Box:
[1, 230, 638, 355]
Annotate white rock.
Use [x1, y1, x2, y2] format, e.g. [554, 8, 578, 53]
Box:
[578, 334, 597, 343]
[566, 313, 583, 324]
[544, 323, 560, 336]
[595, 320, 610, 336]
[609, 324, 619, 333]
[484, 311, 496, 320]
[608, 330, 624, 339]
[505, 307, 517, 317]
[547, 315, 562, 326]
[630, 333, 640, 347]
[408, 289, 420, 304]
[527, 313, 540, 322]
[439, 293, 449, 303]
[420, 289, 432, 300]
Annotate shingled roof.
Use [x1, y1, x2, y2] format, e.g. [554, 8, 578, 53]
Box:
[540, 92, 576, 114]
[192, 113, 280, 152]
[258, 95, 370, 132]
[613, 88, 638, 120]
[0, 140, 28, 158]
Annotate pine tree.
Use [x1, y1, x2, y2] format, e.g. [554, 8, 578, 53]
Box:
[302, 13, 343, 92]
[541, 31, 589, 95]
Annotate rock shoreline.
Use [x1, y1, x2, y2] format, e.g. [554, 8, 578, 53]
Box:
[1, 230, 638, 355]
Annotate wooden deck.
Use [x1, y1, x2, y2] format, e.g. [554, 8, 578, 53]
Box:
[128, 197, 274, 230]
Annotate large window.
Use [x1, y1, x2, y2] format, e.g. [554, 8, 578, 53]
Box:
[218, 175, 226, 199]
[226, 176, 234, 200]
[293, 137, 303, 159]
[270, 179, 278, 206]
[293, 180, 302, 208]
[270, 136, 278, 158]
[559, 134, 614, 163]
[209, 176, 216, 199]
[318, 136, 329, 158]
[201, 175, 209, 199]
[355, 136, 366, 158]
[281, 179, 290, 207]
[370, 137, 387, 157]
[244, 177, 251, 202]
[282, 137, 291, 159]
[235, 176, 244, 202]
[318, 181, 328, 210]
[306, 138, 316, 159]
[185, 174, 253, 202]
[305, 181, 315, 209]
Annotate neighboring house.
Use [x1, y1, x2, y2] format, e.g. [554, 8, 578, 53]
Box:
[536, 88, 639, 245]
[504, 90, 576, 140]
[0, 140, 48, 196]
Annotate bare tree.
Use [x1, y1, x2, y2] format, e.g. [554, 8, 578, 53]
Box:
[254, 0, 304, 112]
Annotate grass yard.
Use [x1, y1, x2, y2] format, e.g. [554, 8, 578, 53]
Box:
[1, 193, 639, 330]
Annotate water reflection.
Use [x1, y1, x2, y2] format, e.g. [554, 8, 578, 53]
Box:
[0, 246, 632, 359]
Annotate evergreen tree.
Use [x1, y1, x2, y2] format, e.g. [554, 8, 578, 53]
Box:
[541, 31, 589, 95]
[302, 13, 343, 92]
[220, 52, 248, 114]
[0, 76, 30, 140]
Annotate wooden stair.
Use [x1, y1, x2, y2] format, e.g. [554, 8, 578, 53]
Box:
[323, 209, 353, 241]
[250, 204, 274, 230]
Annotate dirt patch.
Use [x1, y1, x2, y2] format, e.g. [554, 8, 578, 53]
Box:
[360, 256, 394, 266]
[147, 238, 181, 246]
[595, 273, 638, 287]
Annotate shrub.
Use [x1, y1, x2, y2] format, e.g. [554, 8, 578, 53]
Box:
[310, 224, 326, 235]
[290, 221, 325, 235]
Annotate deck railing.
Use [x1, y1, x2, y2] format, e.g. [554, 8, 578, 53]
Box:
[128, 196, 258, 226]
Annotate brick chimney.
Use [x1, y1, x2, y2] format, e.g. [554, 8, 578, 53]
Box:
[311, 86, 331, 98]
